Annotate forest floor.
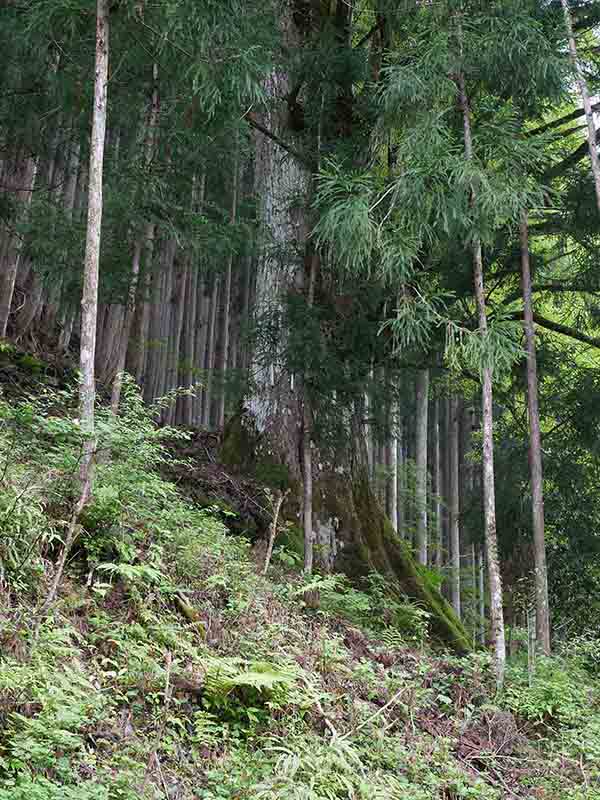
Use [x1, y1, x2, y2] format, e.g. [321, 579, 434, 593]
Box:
[0, 343, 599, 799]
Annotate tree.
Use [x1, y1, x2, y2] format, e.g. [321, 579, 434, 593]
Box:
[415, 368, 430, 564]
[520, 212, 551, 654]
[457, 64, 506, 688]
[560, 0, 600, 214]
[38, 0, 109, 617]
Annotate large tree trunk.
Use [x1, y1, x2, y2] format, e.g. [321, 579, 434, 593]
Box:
[520, 213, 551, 655]
[560, 0, 600, 214]
[458, 70, 506, 689]
[415, 368, 429, 564]
[245, 2, 309, 477]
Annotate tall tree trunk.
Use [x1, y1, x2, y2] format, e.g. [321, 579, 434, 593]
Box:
[79, 0, 109, 491]
[387, 392, 399, 532]
[520, 213, 551, 655]
[449, 396, 461, 619]
[0, 153, 38, 337]
[433, 398, 443, 570]
[244, 1, 309, 480]
[560, 0, 600, 213]
[415, 368, 429, 564]
[202, 274, 220, 428]
[217, 148, 240, 429]
[458, 69, 506, 689]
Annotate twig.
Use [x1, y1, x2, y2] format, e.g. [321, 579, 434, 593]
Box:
[339, 686, 408, 741]
[262, 488, 290, 574]
[34, 473, 91, 637]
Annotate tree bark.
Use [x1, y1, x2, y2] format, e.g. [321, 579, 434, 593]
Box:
[560, 0, 600, 214]
[449, 396, 461, 619]
[458, 69, 506, 689]
[415, 368, 429, 564]
[217, 148, 240, 429]
[0, 153, 38, 337]
[79, 0, 109, 491]
[433, 398, 443, 571]
[520, 213, 551, 655]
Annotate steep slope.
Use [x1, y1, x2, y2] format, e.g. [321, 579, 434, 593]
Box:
[0, 360, 599, 799]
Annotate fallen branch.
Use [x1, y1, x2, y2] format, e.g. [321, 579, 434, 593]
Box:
[262, 488, 290, 575]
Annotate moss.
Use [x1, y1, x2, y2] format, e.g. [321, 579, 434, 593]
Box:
[221, 413, 294, 491]
[350, 476, 472, 654]
[220, 413, 256, 472]
[311, 471, 471, 654]
[17, 353, 46, 374]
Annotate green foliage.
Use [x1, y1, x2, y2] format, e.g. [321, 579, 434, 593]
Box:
[504, 656, 594, 728]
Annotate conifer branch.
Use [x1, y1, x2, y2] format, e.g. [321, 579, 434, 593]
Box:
[246, 113, 313, 168]
[511, 311, 600, 349]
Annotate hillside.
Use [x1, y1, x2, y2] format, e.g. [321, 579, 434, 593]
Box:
[0, 353, 599, 800]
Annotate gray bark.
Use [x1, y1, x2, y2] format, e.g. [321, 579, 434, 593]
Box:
[449, 396, 461, 619]
[79, 0, 109, 491]
[415, 368, 429, 564]
[520, 213, 551, 655]
[560, 0, 600, 214]
[458, 69, 506, 689]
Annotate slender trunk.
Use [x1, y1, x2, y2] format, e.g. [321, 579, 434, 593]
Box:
[202, 275, 220, 428]
[0, 154, 38, 336]
[302, 250, 318, 574]
[217, 149, 240, 429]
[193, 284, 209, 425]
[560, 0, 600, 213]
[478, 544, 486, 646]
[449, 396, 461, 619]
[433, 399, 443, 570]
[415, 368, 429, 564]
[520, 213, 551, 655]
[79, 0, 109, 490]
[387, 394, 399, 532]
[396, 411, 405, 537]
[183, 173, 206, 425]
[458, 70, 505, 689]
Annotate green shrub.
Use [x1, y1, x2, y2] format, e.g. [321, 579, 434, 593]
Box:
[504, 657, 591, 728]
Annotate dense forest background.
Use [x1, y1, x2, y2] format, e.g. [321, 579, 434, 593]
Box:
[2, 1, 600, 796]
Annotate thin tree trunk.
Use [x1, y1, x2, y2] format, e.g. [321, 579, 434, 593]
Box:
[0, 154, 38, 336]
[478, 544, 486, 646]
[449, 396, 461, 619]
[182, 172, 206, 426]
[415, 368, 429, 564]
[202, 275, 220, 428]
[387, 394, 399, 531]
[79, 0, 109, 490]
[458, 69, 506, 689]
[217, 148, 240, 429]
[396, 410, 405, 537]
[520, 213, 551, 655]
[433, 398, 443, 570]
[560, 0, 600, 213]
[302, 250, 318, 574]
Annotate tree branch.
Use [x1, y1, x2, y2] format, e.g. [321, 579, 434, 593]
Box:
[510, 310, 600, 349]
[246, 113, 313, 168]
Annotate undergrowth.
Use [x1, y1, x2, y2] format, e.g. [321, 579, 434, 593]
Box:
[0, 379, 599, 799]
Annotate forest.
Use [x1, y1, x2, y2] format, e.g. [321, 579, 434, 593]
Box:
[1, 0, 600, 797]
